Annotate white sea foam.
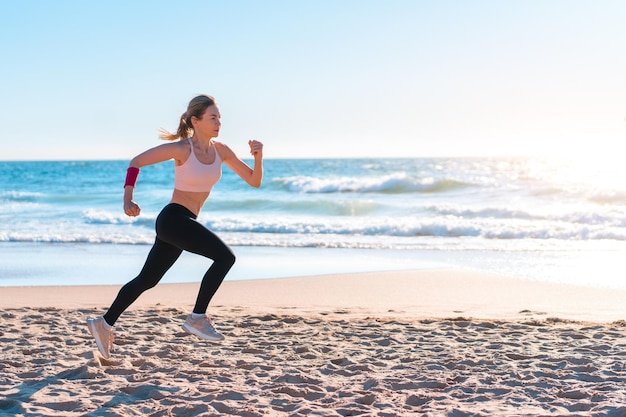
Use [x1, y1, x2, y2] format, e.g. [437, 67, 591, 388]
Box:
[430, 204, 626, 226]
[0, 191, 46, 201]
[2, 207, 625, 247]
[82, 209, 136, 225]
[274, 173, 468, 194]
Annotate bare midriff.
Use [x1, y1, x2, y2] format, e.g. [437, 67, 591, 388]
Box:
[170, 188, 211, 216]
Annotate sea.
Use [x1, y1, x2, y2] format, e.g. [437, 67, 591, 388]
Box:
[1, 157, 625, 288]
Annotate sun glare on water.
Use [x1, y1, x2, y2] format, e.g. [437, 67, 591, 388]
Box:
[563, 153, 624, 192]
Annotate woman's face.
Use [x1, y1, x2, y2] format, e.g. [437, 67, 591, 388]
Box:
[193, 105, 221, 138]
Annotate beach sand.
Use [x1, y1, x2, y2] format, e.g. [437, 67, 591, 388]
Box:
[2, 270, 626, 416]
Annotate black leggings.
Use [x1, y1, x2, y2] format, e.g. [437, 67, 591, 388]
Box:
[103, 203, 235, 325]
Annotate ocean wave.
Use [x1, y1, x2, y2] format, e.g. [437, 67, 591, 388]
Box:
[274, 173, 469, 194]
[200, 217, 626, 241]
[0, 191, 46, 202]
[528, 183, 626, 205]
[0, 190, 115, 207]
[3, 206, 623, 245]
[0, 192, 52, 213]
[208, 198, 382, 216]
[82, 209, 155, 227]
[2, 220, 624, 247]
[431, 205, 626, 226]
[0, 231, 154, 245]
[4, 211, 619, 243]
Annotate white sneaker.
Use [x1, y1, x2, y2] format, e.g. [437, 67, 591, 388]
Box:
[87, 316, 115, 358]
[182, 314, 225, 341]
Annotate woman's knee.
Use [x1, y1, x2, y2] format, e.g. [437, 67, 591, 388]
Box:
[221, 249, 236, 267]
[212, 246, 236, 270]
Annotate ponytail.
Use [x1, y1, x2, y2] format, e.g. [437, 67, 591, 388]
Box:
[159, 95, 217, 141]
[159, 112, 193, 141]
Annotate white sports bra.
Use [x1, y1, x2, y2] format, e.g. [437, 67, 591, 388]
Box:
[174, 138, 222, 192]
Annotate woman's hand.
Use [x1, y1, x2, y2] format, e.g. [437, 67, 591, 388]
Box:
[219, 140, 264, 187]
[124, 200, 141, 217]
[248, 140, 263, 158]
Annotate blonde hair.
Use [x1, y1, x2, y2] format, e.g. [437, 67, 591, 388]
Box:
[159, 95, 217, 141]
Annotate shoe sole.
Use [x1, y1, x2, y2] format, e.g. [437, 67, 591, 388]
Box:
[181, 322, 225, 341]
[87, 319, 111, 359]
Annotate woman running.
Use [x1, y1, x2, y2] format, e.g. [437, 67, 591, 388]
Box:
[87, 95, 263, 358]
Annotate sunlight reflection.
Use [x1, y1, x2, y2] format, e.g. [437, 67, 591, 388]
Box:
[518, 156, 626, 199]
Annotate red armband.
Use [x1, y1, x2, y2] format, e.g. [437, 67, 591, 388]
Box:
[124, 167, 140, 188]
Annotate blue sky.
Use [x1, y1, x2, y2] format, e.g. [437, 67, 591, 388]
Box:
[1, 0, 624, 160]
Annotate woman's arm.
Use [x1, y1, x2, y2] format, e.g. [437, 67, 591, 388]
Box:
[124, 141, 186, 216]
[218, 140, 263, 188]
[128, 141, 185, 169]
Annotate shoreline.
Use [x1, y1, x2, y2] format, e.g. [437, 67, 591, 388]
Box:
[3, 269, 626, 323]
[2, 242, 626, 291]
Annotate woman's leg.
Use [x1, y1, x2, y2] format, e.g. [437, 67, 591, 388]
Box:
[156, 205, 236, 314]
[191, 230, 236, 314]
[102, 203, 235, 325]
[103, 237, 182, 325]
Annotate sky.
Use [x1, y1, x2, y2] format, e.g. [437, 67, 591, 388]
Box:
[1, 0, 625, 160]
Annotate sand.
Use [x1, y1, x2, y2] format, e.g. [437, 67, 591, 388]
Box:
[2, 270, 626, 416]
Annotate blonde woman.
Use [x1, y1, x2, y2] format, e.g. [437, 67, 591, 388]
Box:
[87, 95, 263, 358]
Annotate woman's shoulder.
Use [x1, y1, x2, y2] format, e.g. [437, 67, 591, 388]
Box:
[214, 141, 234, 157]
[156, 138, 191, 163]
[213, 140, 227, 149]
[160, 138, 189, 152]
